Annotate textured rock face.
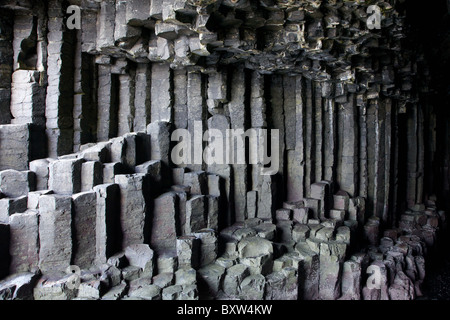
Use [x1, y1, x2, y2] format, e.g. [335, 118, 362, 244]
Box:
[0, 0, 448, 302]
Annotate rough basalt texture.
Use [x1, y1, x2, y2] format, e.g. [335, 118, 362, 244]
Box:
[0, 0, 449, 300]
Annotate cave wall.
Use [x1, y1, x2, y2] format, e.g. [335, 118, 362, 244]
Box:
[0, 0, 448, 301]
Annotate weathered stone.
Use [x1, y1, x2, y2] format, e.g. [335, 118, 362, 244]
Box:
[276, 208, 292, 222]
[184, 171, 207, 195]
[340, 260, 361, 300]
[124, 244, 154, 278]
[115, 174, 149, 248]
[303, 198, 321, 220]
[334, 190, 350, 211]
[246, 190, 258, 219]
[102, 162, 127, 184]
[206, 195, 219, 231]
[94, 183, 120, 265]
[48, 159, 83, 195]
[107, 252, 128, 269]
[135, 160, 162, 182]
[329, 209, 346, 221]
[316, 227, 335, 242]
[100, 264, 122, 288]
[364, 216, 380, 246]
[122, 265, 142, 281]
[102, 282, 128, 300]
[223, 264, 250, 297]
[362, 260, 389, 300]
[264, 268, 297, 300]
[0, 124, 45, 172]
[193, 229, 218, 267]
[38, 195, 72, 273]
[238, 274, 266, 300]
[276, 220, 293, 243]
[0, 196, 28, 224]
[150, 64, 172, 123]
[0, 170, 35, 198]
[81, 161, 103, 192]
[77, 279, 103, 299]
[186, 195, 206, 234]
[175, 268, 197, 286]
[72, 191, 97, 269]
[129, 284, 161, 300]
[156, 255, 178, 274]
[237, 236, 273, 275]
[176, 236, 200, 269]
[9, 210, 39, 273]
[33, 274, 78, 300]
[197, 263, 226, 297]
[318, 241, 347, 300]
[29, 159, 50, 190]
[128, 276, 152, 295]
[388, 270, 415, 300]
[151, 192, 178, 253]
[254, 223, 276, 241]
[292, 224, 310, 243]
[0, 272, 40, 300]
[152, 272, 174, 289]
[27, 190, 52, 210]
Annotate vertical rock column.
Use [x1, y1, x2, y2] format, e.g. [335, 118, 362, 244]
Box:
[9, 210, 39, 273]
[117, 64, 135, 136]
[206, 115, 232, 223]
[115, 174, 149, 248]
[173, 68, 188, 130]
[96, 0, 116, 52]
[314, 81, 323, 181]
[337, 95, 358, 197]
[323, 83, 336, 184]
[382, 99, 393, 224]
[73, 22, 97, 152]
[187, 70, 205, 172]
[367, 99, 385, 219]
[151, 63, 172, 123]
[94, 183, 120, 265]
[72, 191, 97, 269]
[287, 76, 306, 201]
[134, 63, 152, 132]
[227, 66, 248, 220]
[304, 78, 315, 197]
[38, 194, 73, 273]
[151, 192, 178, 255]
[46, 0, 76, 157]
[97, 62, 119, 141]
[358, 95, 368, 199]
[10, 13, 46, 126]
[406, 103, 418, 209]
